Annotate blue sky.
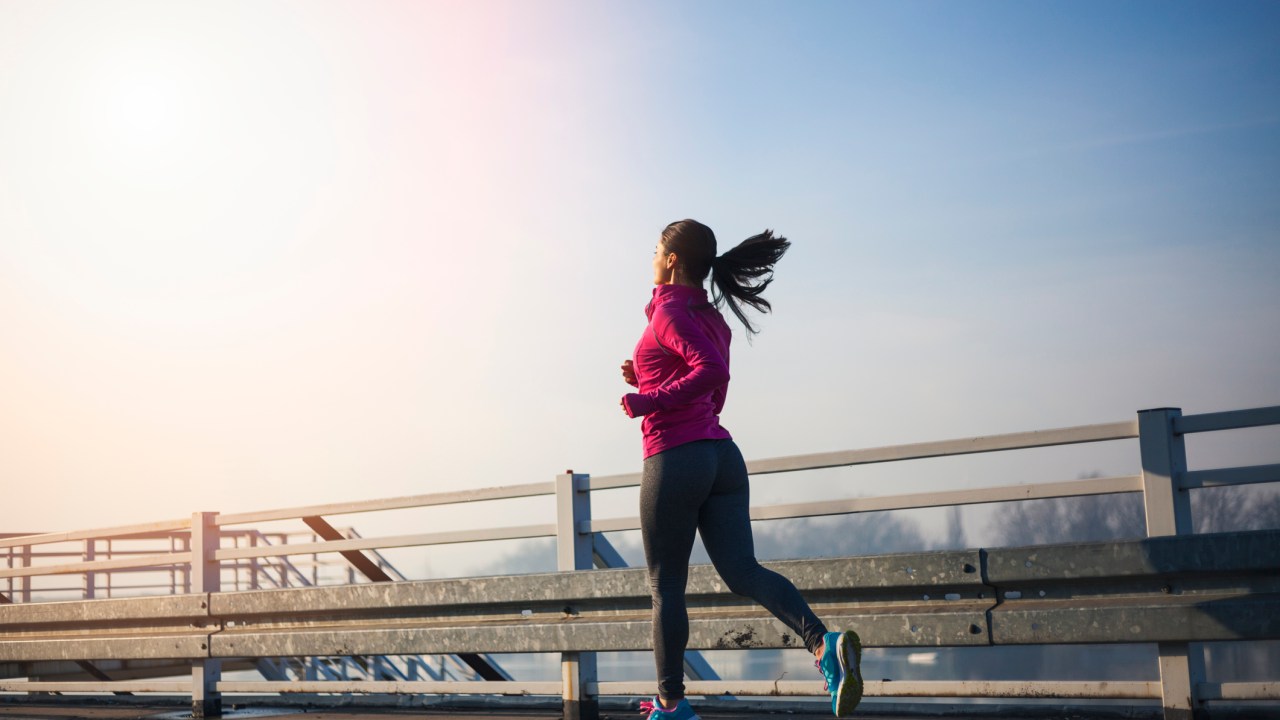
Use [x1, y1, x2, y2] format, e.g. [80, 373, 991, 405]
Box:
[0, 1, 1276, 560]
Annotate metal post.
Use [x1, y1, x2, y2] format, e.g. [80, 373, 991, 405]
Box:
[556, 470, 598, 720]
[1140, 408, 1192, 536]
[20, 545, 30, 603]
[170, 535, 177, 595]
[105, 539, 113, 599]
[1139, 408, 1204, 720]
[230, 535, 239, 592]
[182, 535, 192, 595]
[278, 534, 288, 587]
[191, 512, 222, 719]
[249, 533, 260, 591]
[82, 538, 95, 600]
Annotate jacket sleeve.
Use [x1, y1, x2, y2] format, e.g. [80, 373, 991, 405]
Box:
[621, 306, 729, 418]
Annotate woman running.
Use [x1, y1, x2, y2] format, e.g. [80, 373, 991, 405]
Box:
[619, 219, 863, 719]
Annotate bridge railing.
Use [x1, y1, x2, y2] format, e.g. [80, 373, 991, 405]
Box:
[1, 404, 1278, 720]
[0, 528, 385, 601]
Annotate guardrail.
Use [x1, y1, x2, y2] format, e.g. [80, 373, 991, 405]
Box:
[2, 530, 1276, 692]
[1, 404, 1278, 720]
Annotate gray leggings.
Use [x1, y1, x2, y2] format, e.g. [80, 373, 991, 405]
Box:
[641, 438, 828, 699]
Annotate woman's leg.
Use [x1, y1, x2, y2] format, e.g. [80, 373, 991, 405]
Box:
[698, 439, 829, 653]
[640, 441, 718, 702]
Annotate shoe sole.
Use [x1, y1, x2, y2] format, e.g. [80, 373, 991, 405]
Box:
[835, 629, 863, 716]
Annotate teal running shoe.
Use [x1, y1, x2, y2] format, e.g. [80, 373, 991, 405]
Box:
[815, 630, 863, 716]
[638, 696, 701, 719]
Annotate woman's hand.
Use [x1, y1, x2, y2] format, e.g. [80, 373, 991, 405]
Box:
[621, 359, 638, 386]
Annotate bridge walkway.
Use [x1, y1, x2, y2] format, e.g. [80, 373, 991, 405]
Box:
[0, 703, 1095, 720]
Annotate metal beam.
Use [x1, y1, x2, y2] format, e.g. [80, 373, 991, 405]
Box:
[597, 680, 1162, 699]
[0, 552, 193, 580]
[589, 420, 1139, 490]
[71, 661, 130, 696]
[191, 511, 221, 719]
[217, 680, 561, 694]
[1179, 463, 1280, 489]
[1, 531, 1275, 675]
[587, 475, 1144, 533]
[217, 482, 557, 526]
[0, 594, 207, 626]
[0, 681, 187, 692]
[214, 523, 557, 561]
[1197, 682, 1280, 701]
[0, 635, 210, 662]
[990, 594, 1280, 645]
[1173, 405, 1280, 435]
[0, 519, 192, 550]
[984, 529, 1280, 583]
[205, 549, 984, 619]
[299, 516, 393, 583]
[297, 515, 510, 683]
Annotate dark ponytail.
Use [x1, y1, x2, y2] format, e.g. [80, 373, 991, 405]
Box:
[709, 230, 790, 336]
[659, 219, 790, 336]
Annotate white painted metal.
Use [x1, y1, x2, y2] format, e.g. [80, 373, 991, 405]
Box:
[751, 475, 1144, 520]
[18, 546, 28, 603]
[1139, 409, 1202, 720]
[1140, 409, 1191, 538]
[191, 512, 221, 719]
[588, 420, 1139, 490]
[0, 681, 189, 693]
[586, 471, 643, 492]
[0, 679, 1166, 699]
[747, 420, 1141, 475]
[1173, 405, 1280, 435]
[216, 680, 563, 694]
[584, 475, 1144, 534]
[557, 472, 598, 720]
[594, 680, 1162, 699]
[1179, 463, 1280, 489]
[214, 523, 557, 561]
[0, 551, 193, 579]
[857, 679, 1164, 700]
[192, 513, 220, 596]
[217, 482, 557, 526]
[1197, 681, 1280, 700]
[0, 519, 192, 550]
[556, 474, 593, 573]
[1157, 642, 1198, 720]
[82, 539, 95, 601]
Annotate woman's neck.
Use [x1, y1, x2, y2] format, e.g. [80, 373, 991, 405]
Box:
[659, 277, 702, 290]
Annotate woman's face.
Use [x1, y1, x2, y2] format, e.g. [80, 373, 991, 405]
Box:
[652, 241, 675, 285]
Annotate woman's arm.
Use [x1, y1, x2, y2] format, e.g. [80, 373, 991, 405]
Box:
[621, 308, 728, 418]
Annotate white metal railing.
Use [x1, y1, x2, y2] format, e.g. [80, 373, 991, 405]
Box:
[0, 529, 376, 598]
[1, 404, 1277, 720]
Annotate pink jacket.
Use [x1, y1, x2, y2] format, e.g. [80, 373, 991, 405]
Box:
[622, 284, 733, 458]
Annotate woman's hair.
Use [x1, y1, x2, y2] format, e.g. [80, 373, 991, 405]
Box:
[660, 219, 791, 336]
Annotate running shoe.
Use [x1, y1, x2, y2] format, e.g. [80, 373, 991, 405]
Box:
[815, 629, 863, 716]
[639, 696, 701, 720]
